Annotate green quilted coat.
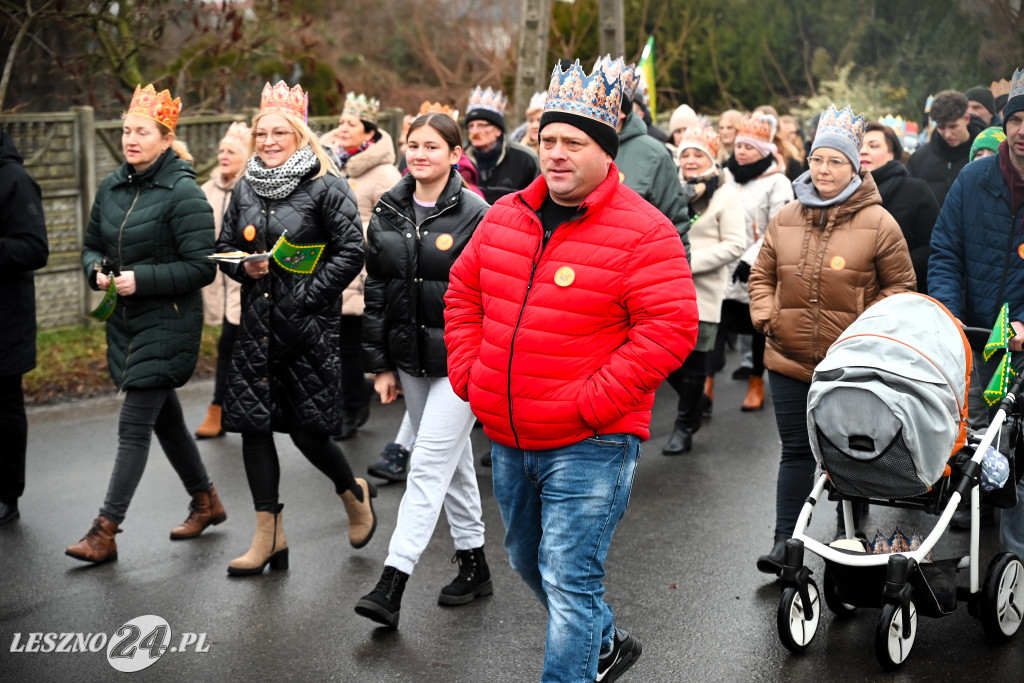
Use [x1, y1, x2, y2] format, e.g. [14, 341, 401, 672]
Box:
[82, 149, 216, 390]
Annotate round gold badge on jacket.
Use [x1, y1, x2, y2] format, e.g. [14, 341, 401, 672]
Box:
[830, 256, 846, 271]
[619, 171, 626, 183]
[436, 234, 454, 251]
[554, 266, 575, 287]
[243, 225, 256, 241]
[1018, 244, 1024, 259]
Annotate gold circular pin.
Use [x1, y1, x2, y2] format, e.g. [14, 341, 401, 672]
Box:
[243, 225, 256, 241]
[436, 234, 454, 251]
[830, 255, 846, 271]
[1018, 244, 1024, 259]
[554, 266, 575, 287]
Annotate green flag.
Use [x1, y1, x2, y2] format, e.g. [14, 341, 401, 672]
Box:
[984, 352, 1018, 406]
[87, 278, 118, 322]
[984, 302, 1015, 361]
[271, 232, 325, 275]
[637, 36, 657, 124]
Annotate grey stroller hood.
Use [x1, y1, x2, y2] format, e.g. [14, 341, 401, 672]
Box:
[807, 293, 970, 499]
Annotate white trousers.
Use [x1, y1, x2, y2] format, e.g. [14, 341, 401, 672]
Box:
[385, 371, 484, 574]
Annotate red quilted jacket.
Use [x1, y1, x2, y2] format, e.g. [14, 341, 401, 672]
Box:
[444, 163, 698, 450]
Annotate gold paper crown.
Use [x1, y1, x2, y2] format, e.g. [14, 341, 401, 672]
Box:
[467, 87, 507, 116]
[736, 113, 777, 145]
[127, 84, 181, 132]
[221, 121, 251, 152]
[344, 92, 380, 124]
[677, 126, 720, 160]
[260, 81, 308, 122]
[418, 101, 460, 120]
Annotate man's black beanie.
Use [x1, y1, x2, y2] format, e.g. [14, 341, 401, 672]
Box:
[538, 111, 619, 158]
[465, 107, 506, 134]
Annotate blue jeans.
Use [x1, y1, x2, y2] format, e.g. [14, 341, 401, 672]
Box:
[491, 434, 640, 683]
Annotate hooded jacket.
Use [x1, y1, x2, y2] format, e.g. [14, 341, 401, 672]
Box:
[464, 135, 539, 205]
[615, 111, 691, 257]
[749, 171, 916, 383]
[82, 149, 215, 390]
[445, 164, 698, 450]
[363, 169, 489, 378]
[907, 114, 987, 207]
[216, 161, 363, 434]
[0, 129, 49, 376]
[868, 159, 938, 294]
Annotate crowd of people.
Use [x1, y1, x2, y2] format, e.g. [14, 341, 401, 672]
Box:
[2, 54, 1024, 683]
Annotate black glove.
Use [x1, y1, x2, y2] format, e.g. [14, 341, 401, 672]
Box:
[732, 261, 751, 284]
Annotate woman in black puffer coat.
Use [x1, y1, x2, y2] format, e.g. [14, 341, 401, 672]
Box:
[216, 81, 374, 576]
[354, 113, 491, 628]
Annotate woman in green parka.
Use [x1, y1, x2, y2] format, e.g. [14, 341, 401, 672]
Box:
[67, 84, 224, 565]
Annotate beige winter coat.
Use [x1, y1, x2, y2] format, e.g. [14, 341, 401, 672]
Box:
[688, 179, 747, 323]
[320, 129, 402, 315]
[200, 168, 242, 326]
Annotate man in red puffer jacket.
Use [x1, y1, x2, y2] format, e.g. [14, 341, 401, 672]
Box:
[444, 59, 698, 683]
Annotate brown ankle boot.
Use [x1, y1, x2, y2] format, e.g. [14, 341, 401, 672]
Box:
[194, 405, 224, 439]
[742, 376, 765, 411]
[704, 376, 715, 402]
[170, 484, 227, 540]
[228, 505, 288, 576]
[66, 516, 121, 564]
[340, 478, 378, 549]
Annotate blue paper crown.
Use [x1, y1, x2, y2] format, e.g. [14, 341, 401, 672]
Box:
[467, 86, 507, 116]
[817, 104, 866, 149]
[545, 59, 623, 129]
[879, 114, 906, 137]
[593, 55, 638, 101]
[1010, 68, 1024, 103]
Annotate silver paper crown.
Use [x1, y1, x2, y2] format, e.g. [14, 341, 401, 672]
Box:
[817, 104, 866, 149]
[544, 59, 623, 129]
[343, 92, 380, 124]
[593, 55, 638, 101]
[467, 86, 507, 116]
[1010, 68, 1024, 104]
[527, 91, 547, 112]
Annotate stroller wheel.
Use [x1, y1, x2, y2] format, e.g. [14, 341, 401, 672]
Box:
[777, 578, 820, 653]
[823, 569, 857, 619]
[875, 601, 917, 671]
[981, 552, 1024, 644]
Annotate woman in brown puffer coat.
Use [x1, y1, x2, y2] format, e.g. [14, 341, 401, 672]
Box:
[748, 105, 916, 576]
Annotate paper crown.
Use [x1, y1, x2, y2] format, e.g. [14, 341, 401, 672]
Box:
[418, 101, 460, 120]
[593, 55, 638, 101]
[677, 126, 720, 160]
[526, 91, 547, 113]
[544, 59, 623, 129]
[127, 84, 181, 132]
[879, 114, 906, 137]
[260, 81, 308, 122]
[467, 87, 507, 116]
[818, 104, 866, 149]
[343, 92, 380, 124]
[736, 112, 778, 145]
[1010, 68, 1024, 103]
[221, 121, 251, 152]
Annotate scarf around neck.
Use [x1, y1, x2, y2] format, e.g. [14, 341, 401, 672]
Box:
[792, 169, 862, 209]
[726, 153, 774, 184]
[246, 146, 317, 200]
[336, 138, 373, 171]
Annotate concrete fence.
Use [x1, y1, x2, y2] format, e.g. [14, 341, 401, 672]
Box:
[0, 107, 404, 330]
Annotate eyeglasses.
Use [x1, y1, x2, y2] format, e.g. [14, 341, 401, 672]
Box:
[807, 155, 850, 170]
[253, 130, 296, 143]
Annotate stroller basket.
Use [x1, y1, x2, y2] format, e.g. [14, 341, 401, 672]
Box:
[826, 556, 959, 618]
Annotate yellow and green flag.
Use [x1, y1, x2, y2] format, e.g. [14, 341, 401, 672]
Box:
[637, 36, 657, 124]
[984, 352, 1018, 406]
[87, 278, 117, 322]
[984, 302, 1015, 361]
[270, 232, 325, 275]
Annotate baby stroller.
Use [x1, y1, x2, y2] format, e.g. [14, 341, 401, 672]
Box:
[774, 293, 1023, 670]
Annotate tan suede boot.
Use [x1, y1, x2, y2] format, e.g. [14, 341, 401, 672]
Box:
[170, 484, 227, 540]
[741, 376, 765, 411]
[194, 405, 224, 439]
[340, 478, 377, 549]
[227, 505, 288, 576]
[66, 516, 121, 564]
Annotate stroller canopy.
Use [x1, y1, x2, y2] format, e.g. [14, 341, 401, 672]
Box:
[807, 293, 970, 499]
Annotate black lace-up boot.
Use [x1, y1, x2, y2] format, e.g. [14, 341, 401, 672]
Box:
[355, 565, 409, 628]
[438, 547, 493, 606]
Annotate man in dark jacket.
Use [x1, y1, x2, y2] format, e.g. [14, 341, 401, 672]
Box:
[928, 68, 1024, 557]
[909, 89, 987, 207]
[463, 86, 540, 205]
[0, 127, 49, 525]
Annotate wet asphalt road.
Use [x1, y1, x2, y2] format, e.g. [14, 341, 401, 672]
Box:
[2, 352, 1023, 682]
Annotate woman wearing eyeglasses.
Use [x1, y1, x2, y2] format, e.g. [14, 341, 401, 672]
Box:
[748, 105, 916, 575]
[216, 81, 375, 576]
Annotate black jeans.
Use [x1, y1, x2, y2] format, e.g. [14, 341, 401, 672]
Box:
[340, 314, 368, 415]
[242, 432, 357, 512]
[706, 300, 765, 377]
[768, 371, 817, 537]
[100, 388, 212, 523]
[0, 375, 27, 505]
[212, 320, 239, 406]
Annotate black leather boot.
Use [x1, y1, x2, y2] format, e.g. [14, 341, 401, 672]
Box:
[438, 547, 493, 606]
[355, 566, 409, 628]
[663, 370, 706, 455]
[756, 533, 791, 575]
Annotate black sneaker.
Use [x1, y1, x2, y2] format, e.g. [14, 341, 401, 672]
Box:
[438, 547, 493, 606]
[480, 450, 492, 467]
[596, 628, 641, 682]
[367, 443, 411, 482]
[355, 566, 409, 628]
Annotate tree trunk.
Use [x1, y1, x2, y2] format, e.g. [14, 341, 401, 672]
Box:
[513, 0, 552, 128]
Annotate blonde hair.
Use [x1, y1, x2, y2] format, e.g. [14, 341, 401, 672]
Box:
[121, 113, 194, 165]
[249, 110, 340, 178]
